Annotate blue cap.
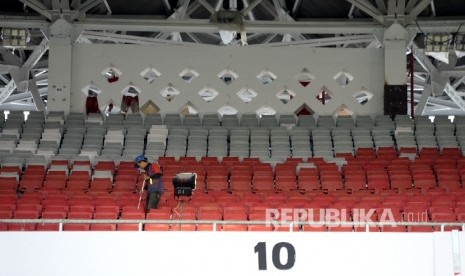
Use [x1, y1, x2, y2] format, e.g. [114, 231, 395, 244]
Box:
[134, 154, 147, 168]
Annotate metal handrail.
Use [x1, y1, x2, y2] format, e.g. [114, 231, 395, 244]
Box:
[1, 219, 465, 232]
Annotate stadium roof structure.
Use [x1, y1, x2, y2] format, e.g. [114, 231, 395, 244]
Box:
[1, 0, 465, 115]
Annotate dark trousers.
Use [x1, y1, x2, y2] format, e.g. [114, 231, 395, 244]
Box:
[146, 192, 161, 211]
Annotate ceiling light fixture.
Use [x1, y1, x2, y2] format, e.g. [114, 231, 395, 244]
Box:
[1, 28, 30, 47]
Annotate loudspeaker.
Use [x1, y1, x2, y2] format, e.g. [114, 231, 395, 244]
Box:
[172, 173, 197, 197]
[384, 85, 407, 115]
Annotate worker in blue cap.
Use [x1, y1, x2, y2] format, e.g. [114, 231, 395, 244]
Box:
[134, 155, 163, 212]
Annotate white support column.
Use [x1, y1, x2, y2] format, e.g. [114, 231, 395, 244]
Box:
[384, 23, 408, 85]
[47, 19, 73, 114]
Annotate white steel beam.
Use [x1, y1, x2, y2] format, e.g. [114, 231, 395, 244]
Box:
[430, 1, 436, 17]
[375, 0, 387, 14]
[51, 0, 70, 10]
[365, 40, 381, 48]
[260, 34, 375, 47]
[162, 0, 173, 14]
[230, 0, 237, 10]
[3, 88, 48, 103]
[0, 38, 48, 104]
[158, 0, 191, 42]
[413, 93, 460, 109]
[17, 0, 52, 20]
[414, 82, 431, 115]
[291, 0, 302, 17]
[82, 31, 196, 45]
[259, 0, 278, 18]
[172, 0, 190, 20]
[345, 0, 384, 23]
[412, 43, 456, 101]
[242, 0, 255, 20]
[1, 14, 464, 34]
[0, 80, 17, 104]
[28, 78, 46, 111]
[441, 70, 465, 78]
[348, 5, 355, 18]
[186, 33, 201, 43]
[23, 38, 49, 70]
[272, 0, 304, 41]
[396, 0, 405, 16]
[76, 34, 92, 43]
[421, 108, 465, 115]
[412, 46, 436, 73]
[444, 82, 465, 112]
[71, 0, 105, 21]
[70, 0, 80, 9]
[0, 50, 22, 67]
[405, 0, 418, 13]
[452, 76, 465, 89]
[197, 0, 216, 14]
[0, 102, 39, 111]
[186, 1, 202, 16]
[215, 0, 224, 11]
[262, 34, 277, 43]
[275, 0, 286, 9]
[272, 0, 286, 20]
[0, 75, 10, 84]
[409, 0, 433, 18]
[0, 16, 65, 29]
[241, 0, 263, 19]
[74, 18, 385, 34]
[2, 15, 462, 35]
[103, 0, 112, 15]
[413, 46, 463, 107]
[387, 0, 396, 15]
[34, 60, 49, 70]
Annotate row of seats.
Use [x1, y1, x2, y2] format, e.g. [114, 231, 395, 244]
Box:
[2, 153, 465, 195]
[2, 189, 464, 214]
[1, 190, 464, 232]
[1, 155, 465, 198]
[2, 126, 465, 165]
[1, 111, 463, 129]
[2, 112, 465, 164]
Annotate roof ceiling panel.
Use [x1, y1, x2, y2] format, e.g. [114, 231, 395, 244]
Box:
[432, 1, 465, 17]
[296, 0, 355, 18]
[106, 0, 166, 15]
